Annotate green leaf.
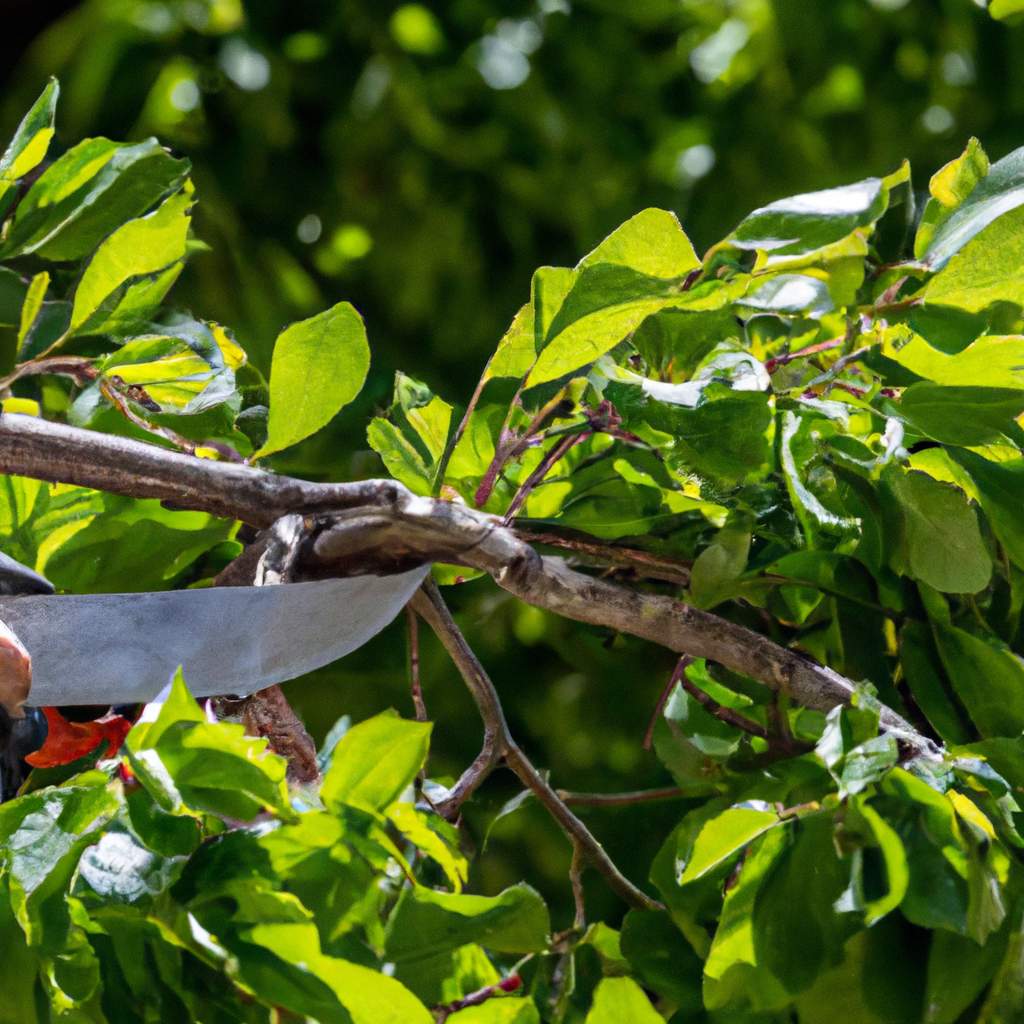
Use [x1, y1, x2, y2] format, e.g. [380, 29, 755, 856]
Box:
[989, 0, 1024, 21]
[885, 468, 992, 593]
[16, 271, 49, 349]
[522, 210, 712, 386]
[884, 333, 1024, 390]
[448, 1000, 540, 1023]
[921, 143, 1024, 269]
[915, 137, 990, 259]
[70, 184, 193, 333]
[727, 177, 888, 257]
[0, 79, 59, 208]
[0, 137, 190, 261]
[679, 805, 782, 884]
[924, 204, 1024, 313]
[899, 622, 972, 744]
[924, 923, 1011, 1024]
[703, 826, 791, 1011]
[620, 909, 703, 1010]
[688, 523, 750, 609]
[583, 977, 662, 1023]
[933, 624, 1024, 738]
[579, 208, 699, 278]
[257, 301, 370, 457]
[751, 817, 853, 997]
[949, 449, 1024, 569]
[321, 710, 431, 813]
[855, 799, 909, 924]
[898, 384, 1024, 446]
[384, 884, 550, 965]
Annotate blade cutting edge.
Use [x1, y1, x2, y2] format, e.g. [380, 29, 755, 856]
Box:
[0, 566, 429, 706]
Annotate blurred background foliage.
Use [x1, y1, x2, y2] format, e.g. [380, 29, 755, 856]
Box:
[2, 0, 1023, 925]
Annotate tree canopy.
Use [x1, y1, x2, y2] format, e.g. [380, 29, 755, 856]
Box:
[2, 2, 1024, 1021]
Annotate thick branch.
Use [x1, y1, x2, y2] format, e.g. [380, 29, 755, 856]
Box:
[0, 414, 938, 758]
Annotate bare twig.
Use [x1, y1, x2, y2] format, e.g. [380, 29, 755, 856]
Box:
[570, 844, 586, 930]
[405, 605, 428, 722]
[516, 528, 690, 586]
[679, 672, 769, 740]
[0, 355, 97, 391]
[435, 975, 523, 1022]
[643, 656, 689, 751]
[412, 578, 661, 911]
[763, 336, 843, 373]
[555, 786, 685, 808]
[503, 429, 590, 523]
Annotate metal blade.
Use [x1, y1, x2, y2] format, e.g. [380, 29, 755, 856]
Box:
[0, 567, 429, 706]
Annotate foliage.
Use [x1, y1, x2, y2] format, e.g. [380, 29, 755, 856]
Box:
[3, 36, 1024, 1022]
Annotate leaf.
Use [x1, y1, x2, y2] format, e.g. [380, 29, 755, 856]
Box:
[933, 624, 1024, 738]
[77, 829, 182, 904]
[921, 142, 1024, 269]
[688, 523, 750, 609]
[321, 710, 431, 813]
[703, 826, 791, 1011]
[924, 924, 1010, 1024]
[70, 184, 193, 333]
[0, 137, 190, 261]
[751, 817, 854, 997]
[885, 468, 992, 593]
[448, 1000, 539, 1023]
[915, 137, 990, 259]
[0, 79, 59, 208]
[620, 909, 703, 1009]
[523, 210, 712, 386]
[257, 301, 370, 457]
[898, 384, 1024, 446]
[899, 622, 971, 744]
[740, 274, 833, 315]
[727, 177, 888, 257]
[990, 0, 1024, 21]
[855, 799, 909, 924]
[17, 271, 49, 348]
[949, 449, 1024, 569]
[884, 333, 1024, 390]
[679, 805, 782, 884]
[924, 204, 1024, 313]
[583, 977, 662, 1023]
[384, 884, 550, 965]
[579, 208, 699, 278]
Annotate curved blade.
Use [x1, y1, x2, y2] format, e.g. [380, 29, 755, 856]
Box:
[0, 567, 429, 706]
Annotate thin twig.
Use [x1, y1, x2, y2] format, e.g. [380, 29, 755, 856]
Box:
[679, 673, 769, 740]
[473, 389, 568, 509]
[0, 355, 97, 391]
[405, 605, 428, 722]
[763, 336, 843, 373]
[435, 975, 523, 1022]
[570, 844, 586, 930]
[515, 528, 690, 585]
[412, 578, 662, 911]
[556, 786, 685, 808]
[643, 656, 689, 751]
[503, 430, 590, 523]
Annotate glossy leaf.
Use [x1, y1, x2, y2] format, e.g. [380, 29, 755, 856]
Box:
[321, 710, 431, 813]
[257, 301, 371, 457]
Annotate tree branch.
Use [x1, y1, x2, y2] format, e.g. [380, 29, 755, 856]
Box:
[0, 414, 939, 758]
[411, 578, 661, 911]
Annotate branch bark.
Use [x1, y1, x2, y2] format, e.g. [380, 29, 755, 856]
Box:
[0, 414, 939, 759]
